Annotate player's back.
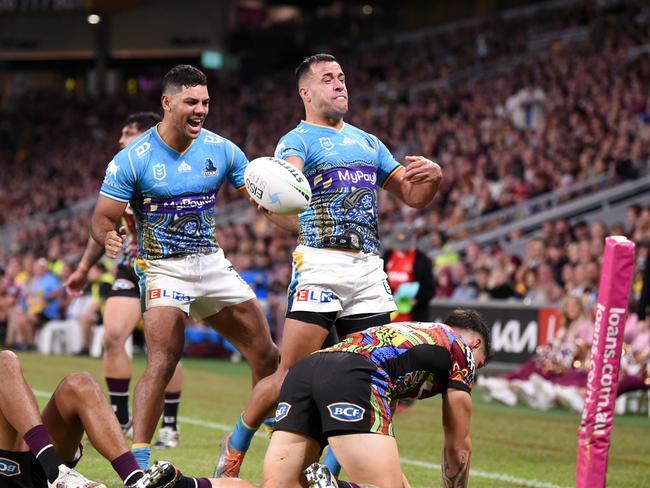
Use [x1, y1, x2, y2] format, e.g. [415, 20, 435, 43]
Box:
[322, 321, 476, 399]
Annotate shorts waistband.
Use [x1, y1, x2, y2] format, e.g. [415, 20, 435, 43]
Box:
[296, 245, 377, 261]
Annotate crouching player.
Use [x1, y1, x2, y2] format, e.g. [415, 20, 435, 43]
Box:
[142, 309, 490, 488]
[0, 351, 159, 488]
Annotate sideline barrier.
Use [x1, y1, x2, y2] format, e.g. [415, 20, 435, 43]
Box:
[429, 300, 561, 363]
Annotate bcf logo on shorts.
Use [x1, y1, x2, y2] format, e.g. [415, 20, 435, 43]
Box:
[0, 457, 21, 477]
[327, 402, 365, 422]
[275, 402, 292, 422]
[148, 289, 191, 302]
[296, 289, 336, 302]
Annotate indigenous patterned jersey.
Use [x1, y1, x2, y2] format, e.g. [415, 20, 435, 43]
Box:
[275, 121, 401, 254]
[100, 127, 247, 260]
[322, 322, 476, 399]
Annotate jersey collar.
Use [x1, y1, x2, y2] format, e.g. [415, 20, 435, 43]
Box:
[301, 120, 346, 132]
[154, 125, 197, 157]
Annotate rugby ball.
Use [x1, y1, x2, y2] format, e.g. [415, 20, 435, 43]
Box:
[244, 157, 312, 215]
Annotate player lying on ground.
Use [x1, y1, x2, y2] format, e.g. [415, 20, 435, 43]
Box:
[145, 309, 490, 488]
[0, 350, 192, 488]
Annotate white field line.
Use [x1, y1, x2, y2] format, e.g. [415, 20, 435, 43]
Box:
[33, 390, 571, 488]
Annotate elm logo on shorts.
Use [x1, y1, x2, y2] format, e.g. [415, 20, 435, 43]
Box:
[327, 402, 365, 422]
[148, 289, 191, 302]
[275, 402, 292, 422]
[0, 457, 21, 477]
[295, 289, 336, 303]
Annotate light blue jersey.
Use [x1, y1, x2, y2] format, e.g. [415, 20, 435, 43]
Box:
[100, 127, 246, 260]
[275, 121, 401, 254]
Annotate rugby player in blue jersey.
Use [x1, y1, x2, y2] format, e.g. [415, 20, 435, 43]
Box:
[90, 65, 279, 470]
[65, 112, 185, 449]
[217, 53, 442, 477]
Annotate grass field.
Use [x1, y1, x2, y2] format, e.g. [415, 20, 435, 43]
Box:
[16, 352, 650, 487]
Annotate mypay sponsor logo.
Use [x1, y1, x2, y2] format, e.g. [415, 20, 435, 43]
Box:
[327, 402, 365, 422]
[148, 289, 191, 302]
[275, 402, 292, 422]
[337, 168, 376, 185]
[0, 457, 21, 477]
[295, 289, 336, 303]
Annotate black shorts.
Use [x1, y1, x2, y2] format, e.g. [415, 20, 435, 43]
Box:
[0, 447, 82, 488]
[286, 311, 391, 337]
[274, 352, 393, 447]
[0, 449, 47, 488]
[109, 263, 140, 299]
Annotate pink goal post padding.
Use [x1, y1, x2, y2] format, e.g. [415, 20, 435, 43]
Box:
[576, 236, 635, 488]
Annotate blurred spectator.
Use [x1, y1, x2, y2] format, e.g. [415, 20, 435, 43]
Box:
[479, 295, 593, 409]
[5, 257, 63, 350]
[505, 85, 549, 132]
[383, 231, 435, 321]
[450, 261, 478, 301]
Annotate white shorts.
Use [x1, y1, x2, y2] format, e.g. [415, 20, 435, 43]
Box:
[136, 249, 256, 320]
[287, 245, 396, 317]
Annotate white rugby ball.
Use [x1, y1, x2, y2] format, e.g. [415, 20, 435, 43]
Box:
[244, 157, 312, 215]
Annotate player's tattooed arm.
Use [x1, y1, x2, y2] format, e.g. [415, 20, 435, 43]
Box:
[442, 449, 470, 487]
[441, 389, 473, 488]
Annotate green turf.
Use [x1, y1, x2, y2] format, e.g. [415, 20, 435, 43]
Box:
[15, 352, 650, 487]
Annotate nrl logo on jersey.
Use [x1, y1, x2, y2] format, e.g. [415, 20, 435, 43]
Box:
[203, 159, 218, 176]
[152, 163, 166, 181]
[319, 137, 335, 151]
[204, 134, 223, 145]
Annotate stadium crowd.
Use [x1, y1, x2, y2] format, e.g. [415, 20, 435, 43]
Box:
[0, 1, 649, 403]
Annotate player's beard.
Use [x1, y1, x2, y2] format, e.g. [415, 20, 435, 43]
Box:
[322, 106, 346, 124]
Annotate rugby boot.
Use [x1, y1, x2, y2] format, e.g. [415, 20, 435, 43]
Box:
[131, 460, 180, 488]
[122, 420, 133, 439]
[213, 432, 245, 477]
[153, 427, 180, 449]
[48, 465, 106, 488]
[304, 463, 338, 488]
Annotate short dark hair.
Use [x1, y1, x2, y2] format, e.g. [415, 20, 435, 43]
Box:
[162, 64, 207, 93]
[444, 308, 492, 364]
[125, 112, 161, 132]
[295, 53, 338, 83]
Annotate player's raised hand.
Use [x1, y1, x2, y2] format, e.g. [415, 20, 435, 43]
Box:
[63, 268, 88, 296]
[105, 226, 127, 259]
[404, 155, 442, 184]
